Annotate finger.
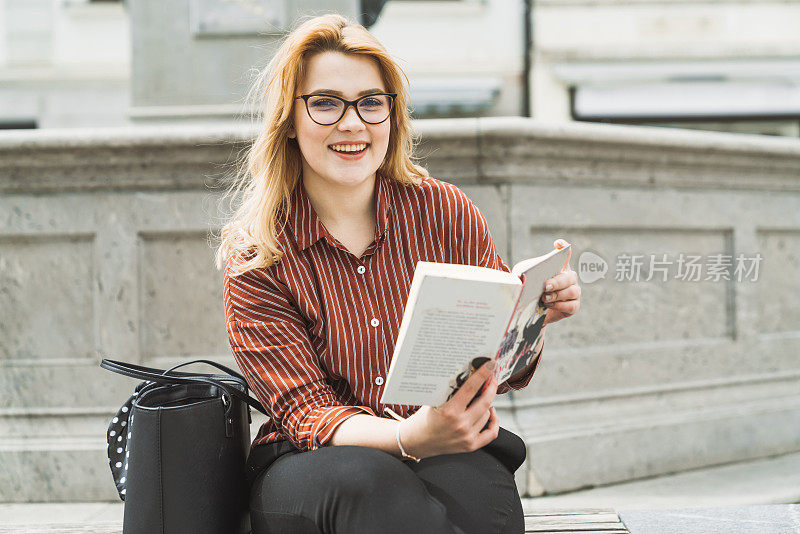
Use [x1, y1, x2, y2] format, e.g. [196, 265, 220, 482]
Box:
[553, 239, 571, 270]
[544, 270, 578, 293]
[565, 269, 579, 286]
[473, 407, 491, 434]
[543, 284, 580, 304]
[476, 406, 500, 447]
[543, 272, 567, 292]
[466, 374, 497, 426]
[448, 360, 495, 410]
[548, 299, 580, 316]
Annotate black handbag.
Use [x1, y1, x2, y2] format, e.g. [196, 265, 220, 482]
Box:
[100, 358, 268, 534]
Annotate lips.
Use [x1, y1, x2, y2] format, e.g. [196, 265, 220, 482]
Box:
[328, 145, 369, 160]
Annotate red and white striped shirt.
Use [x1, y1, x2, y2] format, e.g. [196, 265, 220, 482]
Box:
[224, 172, 541, 452]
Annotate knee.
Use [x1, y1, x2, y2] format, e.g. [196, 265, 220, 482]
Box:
[320, 447, 457, 532]
[507, 430, 527, 469]
[485, 428, 527, 474]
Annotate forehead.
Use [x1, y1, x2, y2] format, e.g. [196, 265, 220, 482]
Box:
[299, 51, 385, 96]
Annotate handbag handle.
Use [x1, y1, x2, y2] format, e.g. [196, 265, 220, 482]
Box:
[164, 358, 246, 381]
[101, 358, 245, 384]
[100, 358, 268, 418]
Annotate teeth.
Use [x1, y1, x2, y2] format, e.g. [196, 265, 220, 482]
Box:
[329, 143, 367, 153]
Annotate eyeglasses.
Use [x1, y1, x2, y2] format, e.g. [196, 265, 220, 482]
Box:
[295, 92, 397, 125]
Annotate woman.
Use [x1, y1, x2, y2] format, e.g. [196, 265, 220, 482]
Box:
[215, 14, 581, 534]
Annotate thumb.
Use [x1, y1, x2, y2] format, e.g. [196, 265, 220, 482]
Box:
[554, 238, 571, 270]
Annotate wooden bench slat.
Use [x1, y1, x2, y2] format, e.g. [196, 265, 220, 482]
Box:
[524, 508, 617, 516]
[0, 525, 122, 534]
[525, 531, 629, 534]
[525, 514, 623, 523]
[0, 510, 630, 534]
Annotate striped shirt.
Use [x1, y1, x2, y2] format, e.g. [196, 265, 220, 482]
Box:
[223, 172, 542, 452]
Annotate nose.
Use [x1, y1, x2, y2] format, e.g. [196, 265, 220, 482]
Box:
[337, 104, 366, 131]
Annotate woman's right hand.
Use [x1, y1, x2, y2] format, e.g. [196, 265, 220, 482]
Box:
[399, 360, 500, 459]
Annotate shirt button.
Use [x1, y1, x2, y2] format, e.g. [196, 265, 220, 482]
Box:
[375, 376, 384, 386]
[370, 318, 380, 327]
[357, 265, 366, 274]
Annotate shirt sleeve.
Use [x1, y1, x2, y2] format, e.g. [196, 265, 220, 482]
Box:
[224, 255, 376, 452]
[452, 187, 543, 394]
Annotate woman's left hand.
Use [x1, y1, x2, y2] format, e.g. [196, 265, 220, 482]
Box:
[542, 239, 581, 325]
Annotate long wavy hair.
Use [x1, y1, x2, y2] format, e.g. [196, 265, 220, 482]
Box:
[214, 14, 427, 276]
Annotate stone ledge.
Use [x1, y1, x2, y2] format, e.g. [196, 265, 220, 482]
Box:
[2, 117, 799, 193]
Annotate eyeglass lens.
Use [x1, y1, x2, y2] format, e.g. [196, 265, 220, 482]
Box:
[306, 94, 392, 125]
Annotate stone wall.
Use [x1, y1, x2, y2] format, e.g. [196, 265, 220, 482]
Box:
[1, 118, 798, 501]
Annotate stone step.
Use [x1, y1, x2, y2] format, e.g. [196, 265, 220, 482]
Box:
[0, 437, 118, 502]
[618, 505, 800, 534]
[5, 359, 800, 500]
[523, 451, 800, 512]
[515, 375, 800, 495]
[4, 404, 800, 502]
[2, 452, 799, 531]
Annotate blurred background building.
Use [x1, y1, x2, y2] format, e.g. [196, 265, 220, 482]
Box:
[0, 0, 129, 129]
[1, 0, 799, 135]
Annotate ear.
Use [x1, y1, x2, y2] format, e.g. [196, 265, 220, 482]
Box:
[287, 126, 296, 139]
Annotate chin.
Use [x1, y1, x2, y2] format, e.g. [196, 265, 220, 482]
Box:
[314, 173, 362, 188]
[327, 165, 379, 184]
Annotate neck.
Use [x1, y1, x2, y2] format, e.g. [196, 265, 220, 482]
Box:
[302, 172, 377, 228]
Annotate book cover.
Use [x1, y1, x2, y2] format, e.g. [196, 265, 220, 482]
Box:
[380, 245, 571, 406]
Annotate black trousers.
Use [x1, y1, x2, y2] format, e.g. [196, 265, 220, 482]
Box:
[246, 426, 527, 534]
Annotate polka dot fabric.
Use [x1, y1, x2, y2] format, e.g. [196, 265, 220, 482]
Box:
[107, 380, 151, 501]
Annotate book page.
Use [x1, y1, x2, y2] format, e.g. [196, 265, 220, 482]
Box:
[495, 245, 571, 383]
[381, 274, 520, 406]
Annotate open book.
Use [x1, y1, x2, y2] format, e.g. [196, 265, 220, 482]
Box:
[380, 244, 571, 406]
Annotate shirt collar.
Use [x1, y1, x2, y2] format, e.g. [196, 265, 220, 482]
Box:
[290, 172, 391, 252]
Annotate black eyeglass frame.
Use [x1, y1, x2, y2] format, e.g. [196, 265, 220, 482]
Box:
[295, 92, 397, 125]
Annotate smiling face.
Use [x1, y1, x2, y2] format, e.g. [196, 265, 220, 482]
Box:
[290, 51, 391, 190]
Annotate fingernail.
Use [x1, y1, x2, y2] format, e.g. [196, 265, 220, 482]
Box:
[544, 293, 553, 302]
[545, 283, 553, 292]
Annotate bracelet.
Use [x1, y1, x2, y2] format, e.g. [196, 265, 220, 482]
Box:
[385, 407, 422, 462]
[396, 419, 421, 463]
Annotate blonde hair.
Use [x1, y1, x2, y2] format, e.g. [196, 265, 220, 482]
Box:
[214, 14, 427, 276]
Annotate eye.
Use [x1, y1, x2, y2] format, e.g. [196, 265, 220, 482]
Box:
[359, 97, 385, 109]
[309, 97, 338, 109]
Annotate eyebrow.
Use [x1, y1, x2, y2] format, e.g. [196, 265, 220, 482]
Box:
[307, 88, 385, 97]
